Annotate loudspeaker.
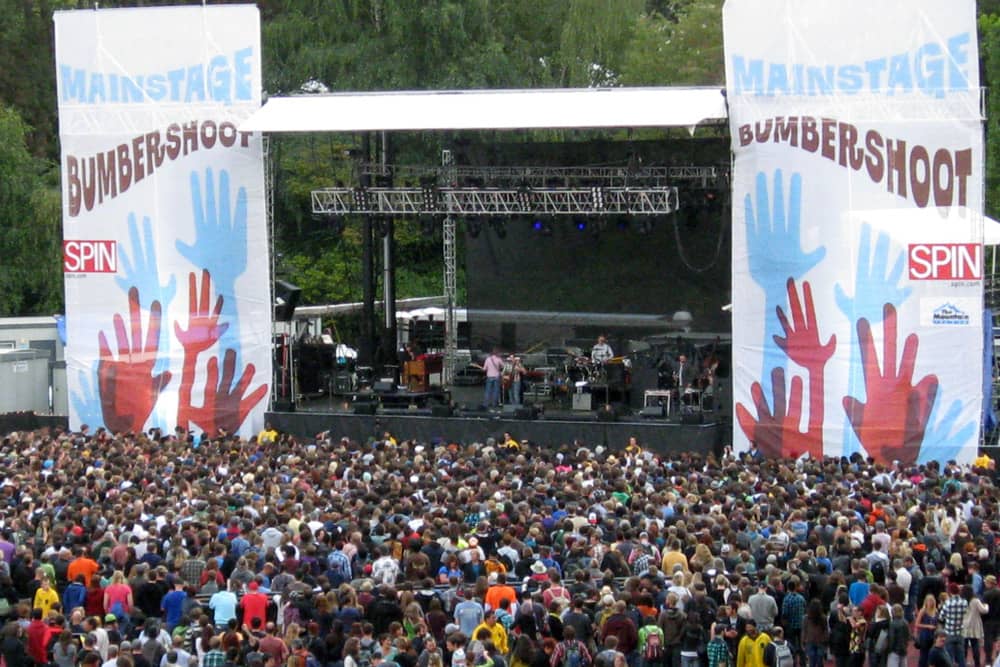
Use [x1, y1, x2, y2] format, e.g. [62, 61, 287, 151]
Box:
[502, 405, 538, 420]
[274, 280, 301, 322]
[681, 411, 704, 424]
[353, 402, 377, 415]
[431, 405, 453, 417]
[597, 405, 617, 422]
[272, 399, 295, 412]
[639, 406, 665, 418]
[373, 380, 395, 393]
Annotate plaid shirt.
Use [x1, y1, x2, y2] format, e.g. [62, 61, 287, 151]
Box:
[781, 592, 806, 630]
[941, 597, 968, 637]
[202, 649, 226, 667]
[179, 558, 206, 586]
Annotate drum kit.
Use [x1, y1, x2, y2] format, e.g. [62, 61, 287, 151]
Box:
[563, 355, 630, 387]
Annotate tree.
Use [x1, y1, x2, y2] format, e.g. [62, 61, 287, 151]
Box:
[620, 0, 724, 86]
[0, 106, 63, 316]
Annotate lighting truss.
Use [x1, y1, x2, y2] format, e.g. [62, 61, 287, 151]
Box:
[311, 186, 680, 216]
[359, 162, 722, 188]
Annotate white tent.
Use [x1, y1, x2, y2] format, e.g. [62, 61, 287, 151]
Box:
[240, 86, 728, 133]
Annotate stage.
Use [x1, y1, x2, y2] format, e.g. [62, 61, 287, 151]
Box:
[265, 397, 725, 456]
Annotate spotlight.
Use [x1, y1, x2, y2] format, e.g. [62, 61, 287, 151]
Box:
[421, 187, 438, 211]
[466, 218, 482, 238]
[420, 215, 436, 237]
[614, 217, 629, 231]
[351, 188, 369, 212]
[575, 220, 588, 231]
[533, 218, 552, 236]
[637, 219, 654, 235]
[375, 216, 390, 237]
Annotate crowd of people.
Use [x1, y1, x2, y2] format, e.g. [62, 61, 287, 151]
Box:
[0, 423, 996, 667]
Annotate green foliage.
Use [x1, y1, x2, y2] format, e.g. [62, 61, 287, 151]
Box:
[982, 12, 1000, 219]
[0, 106, 62, 316]
[620, 0, 724, 86]
[2, 0, 1000, 316]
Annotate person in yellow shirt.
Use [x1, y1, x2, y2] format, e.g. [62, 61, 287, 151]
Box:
[472, 609, 509, 655]
[257, 422, 278, 444]
[33, 577, 60, 617]
[661, 539, 690, 576]
[736, 620, 771, 667]
[974, 452, 994, 470]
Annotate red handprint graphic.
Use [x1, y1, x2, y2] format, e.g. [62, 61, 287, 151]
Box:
[175, 270, 228, 431]
[842, 303, 938, 465]
[737, 367, 814, 459]
[738, 279, 835, 459]
[174, 269, 266, 434]
[97, 287, 172, 434]
[190, 349, 268, 435]
[174, 269, 228, 353]
[774, 279, 836, 370]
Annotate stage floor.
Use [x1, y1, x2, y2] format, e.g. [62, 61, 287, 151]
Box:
[266, 390, 725, 456]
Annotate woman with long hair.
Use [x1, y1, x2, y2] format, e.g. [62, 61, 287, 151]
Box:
[803, 598, 829, 667]
[102, 570, 132, 617]
[914, 594, 939, 667]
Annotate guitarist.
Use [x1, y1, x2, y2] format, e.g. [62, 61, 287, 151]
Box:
[474, 347, 505, 408]
[506, 355, 526, 406]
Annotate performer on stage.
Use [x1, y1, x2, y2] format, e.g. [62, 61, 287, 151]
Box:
[590, 335, 614, 364]
[674, 354, 692, 390]
[479, 347, 505, 408]
[506, 355, 526, 406]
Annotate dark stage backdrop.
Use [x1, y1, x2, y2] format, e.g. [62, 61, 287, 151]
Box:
[463, 211, 730, 349]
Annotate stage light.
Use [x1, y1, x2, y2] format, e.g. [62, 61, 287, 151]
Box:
[533, 218, 552, 236]
[575, 220, 587, 231]
[351, 188, 369, 212]
[637, 219, 653, 235]
[420, 215, 436, 237]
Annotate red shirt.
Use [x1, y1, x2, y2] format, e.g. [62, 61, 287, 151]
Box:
[240, 591, 269, 630]
[26, 619, 50, 664]
[859, 592, 886, 620]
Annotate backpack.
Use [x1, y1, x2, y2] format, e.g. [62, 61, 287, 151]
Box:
[771, 641, 793, 667]
[561, 640, 588, 667]
[142, 638, 166, 667]
[288, 652, 308, 667]
[357, 638, 375, 667]
[870, 560, 886, 585]
[549, 586, 572, 610]
[643, 629, 664, 662]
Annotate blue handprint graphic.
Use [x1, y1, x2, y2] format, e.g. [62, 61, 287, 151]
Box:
[917, 389, 975, 464]
[745, 170, 826, 398]
[117, 212, 177, 393]
[70, 362, 104, 431]
[176, 169, 249, 369]
[834, 223, 913, 458]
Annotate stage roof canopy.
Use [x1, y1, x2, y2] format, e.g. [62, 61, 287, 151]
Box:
[240, 86, 728, 133]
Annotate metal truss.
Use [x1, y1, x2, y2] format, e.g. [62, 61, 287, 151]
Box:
[359, 162, 722, 188]
[311, 186, 680, 216]
[441, 151, 458, 385]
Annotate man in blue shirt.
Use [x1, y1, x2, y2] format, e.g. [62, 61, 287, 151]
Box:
[454, 588, 484, 638]
[160, 576, 187, 632]
[209, 581, 238, 626]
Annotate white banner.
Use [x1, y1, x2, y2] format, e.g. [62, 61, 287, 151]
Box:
[56, 5, 270, 437]
[724, 0, 984, 464]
